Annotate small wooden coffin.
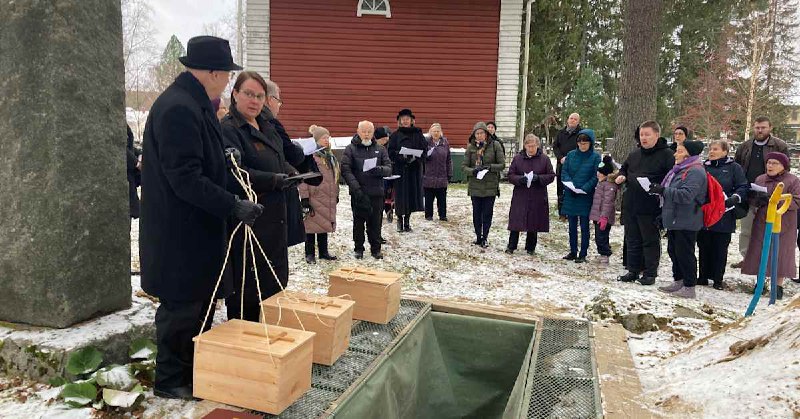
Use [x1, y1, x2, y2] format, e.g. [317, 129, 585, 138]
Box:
[328, 266, 402, 324]
[261, 291, 355, 365]
[193, 319, 315, 414]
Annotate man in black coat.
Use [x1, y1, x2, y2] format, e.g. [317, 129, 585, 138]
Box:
[388, 108, 428, 232]
[139, 36, 262, 400]
[126, 124, 141, 219]
[553, 112, 582, 219]
[615, 120, 675, 285]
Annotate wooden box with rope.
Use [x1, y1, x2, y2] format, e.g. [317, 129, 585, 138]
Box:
[192, 319, 316, 414]
[261, 291, 355, 366]
[328, 266, 402, 324]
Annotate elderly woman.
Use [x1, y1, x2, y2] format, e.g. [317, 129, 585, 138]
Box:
[505, 134, 555, 254]
[388, 109, 428, 232]
[561, 129, 601, 263]
[669, 126, 690, 151]
[651, 141, 707, 299]
[423, 123, 452, 221]
[697, 140, 748, 290]
[300, 125, 340, 264]
[741, 152, 800, 300]
[463, 122, 506, 248]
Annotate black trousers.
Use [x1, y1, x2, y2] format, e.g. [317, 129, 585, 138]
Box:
[424, 187, 447, 219]
[624, 213, 661, 277]
[667, 230, 699, 287]
[471, 196, 496, 241]
[594, 222, 612, 256]
[155, 298, 213, 389]
[305, 233, 329, 256]
[508, 231, 538, 251]
[352, 195, 383, 253]
[697, 230, 731, 283]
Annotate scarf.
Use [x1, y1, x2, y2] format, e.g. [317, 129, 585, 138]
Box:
[315, 146, 340, 184]
[661, 155, 702, 188]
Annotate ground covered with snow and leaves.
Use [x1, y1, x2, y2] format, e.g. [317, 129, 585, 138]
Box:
[2, 175, 799, 418]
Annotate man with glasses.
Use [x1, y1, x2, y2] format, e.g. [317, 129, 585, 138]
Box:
[732, 116, 789, 266]
[140, 36, 263, 400]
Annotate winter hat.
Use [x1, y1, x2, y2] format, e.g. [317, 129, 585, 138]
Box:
[682, 140, 704, 156]
[397, 108, 415, 120]
[766, 151, 790, 170]
[674, 126, 691, 139]
[486, 121, 497, 129]
[597, 155, 615, 176]
[308, 125, 330, 142]
[374, 126, 390, 139]
[472, 121, 490, 137]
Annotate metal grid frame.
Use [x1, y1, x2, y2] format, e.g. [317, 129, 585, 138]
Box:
[525, 319, 603, 419]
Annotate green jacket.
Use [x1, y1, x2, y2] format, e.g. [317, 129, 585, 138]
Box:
[463, 138, 506, 197]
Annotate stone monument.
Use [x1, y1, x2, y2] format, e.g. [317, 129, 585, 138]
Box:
[0, 0, 131, 327]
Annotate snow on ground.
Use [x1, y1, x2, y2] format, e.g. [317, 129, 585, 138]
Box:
[3, 163, 800, 417]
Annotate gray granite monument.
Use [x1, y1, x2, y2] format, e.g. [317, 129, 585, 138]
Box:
[0, 0, 132, 327]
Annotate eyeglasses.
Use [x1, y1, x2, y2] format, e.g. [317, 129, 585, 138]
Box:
[766, 161, 783, 166]
[238, 89, 266, 101]
[270, 95, 283, 105]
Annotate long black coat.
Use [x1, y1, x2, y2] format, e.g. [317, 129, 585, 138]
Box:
[126, 125, 141, 219]
[140, 72, 237, 302]
[221, 106, 294, 301]
[703, 157, 749, 233]
[618, 137, 675, 216]
[553, 125, 582, 173]
[388, 126, 428, 215]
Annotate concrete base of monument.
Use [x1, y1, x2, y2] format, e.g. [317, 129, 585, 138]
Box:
[0, 276, 155, 383]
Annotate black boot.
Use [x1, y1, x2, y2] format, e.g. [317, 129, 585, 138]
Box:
[403, 215, 412, 232]
[318, 234, 337, 260]
[777, 285, 784, 300]
[305, 234, 316, 264]
[396, 216, 403, 232]
[713, 280, 724, 290]
[617, 271, 639, 282]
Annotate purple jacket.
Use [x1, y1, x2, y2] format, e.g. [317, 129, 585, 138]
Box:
[423, 136, 452, 189]
[589, 178, 618, 224]
[507, 150, 555, 232]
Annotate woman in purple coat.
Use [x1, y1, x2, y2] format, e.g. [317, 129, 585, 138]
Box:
[505, 134, 556, 254]
[423, 123, 452, 221]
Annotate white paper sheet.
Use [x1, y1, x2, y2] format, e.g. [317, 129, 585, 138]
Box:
[383, 175, 401, 180]
[636, 177, 652, 191]
[427, 148, 435, 157]
[399, 147, 423, 158]
[477, 169, 489, 180]
[362, 157, 377, 172]
[292, 137, 323, 156]
[524, 171, 534, 188]
[750, 183, 768, 193]
[562, 181, 587, 194]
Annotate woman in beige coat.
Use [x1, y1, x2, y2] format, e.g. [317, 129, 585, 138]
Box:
[300, 125, 341, 263]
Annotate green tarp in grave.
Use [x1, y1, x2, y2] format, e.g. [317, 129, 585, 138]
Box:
[332, 312, 536, 419]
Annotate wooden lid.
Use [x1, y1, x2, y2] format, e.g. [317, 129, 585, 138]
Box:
[193, 319, 315, 357]
[261, 291, 355, 319]
[330, 266, 402, 286]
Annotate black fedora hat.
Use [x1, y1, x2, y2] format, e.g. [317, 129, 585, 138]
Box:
[397, 108, 415, 120]
[179, 36, 243, 71]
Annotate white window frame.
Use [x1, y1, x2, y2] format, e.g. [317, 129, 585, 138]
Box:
[357, 0, 391, 18]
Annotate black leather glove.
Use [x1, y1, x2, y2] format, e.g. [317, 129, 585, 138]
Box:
[724, 196, 739, 208]
[753, 191, 770, 207]
[274, 173, 301, 190]
[233, 197, 263, 225]
[516, 176, 527, 187]
[530, 173, 539, 183]
[301, 198, 314, 217]
[649, 184, 665, 195]
[369, 167, 384, 177]
[224, 147, 241, 170]
[472, 166, 483, 176]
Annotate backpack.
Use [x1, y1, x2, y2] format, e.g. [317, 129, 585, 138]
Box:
[701, 173, 726, 227]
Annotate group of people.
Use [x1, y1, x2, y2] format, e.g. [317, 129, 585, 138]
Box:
[132, 34, 797, 402]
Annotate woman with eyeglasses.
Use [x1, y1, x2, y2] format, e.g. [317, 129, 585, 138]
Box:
[220, 71, 301, 321]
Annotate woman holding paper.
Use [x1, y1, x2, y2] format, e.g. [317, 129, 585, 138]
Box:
[505, 134, 555, 254]
[560, 129, 601, 263]
[423, 123, 452, 221]
[388, 108, 428, 232]
[464, 122, 506, 248]
[697, 140, 749, 290]
[300, 125, 340, 264]
[740, 152, 800, 300]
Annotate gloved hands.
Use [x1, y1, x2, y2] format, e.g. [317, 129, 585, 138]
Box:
[530, 173, 539, 184]
[724, 195, 740, 208]
[275, 173, 301, 190]
[301, 198, 314, 217]
[649, 184, 665, 195]
[233, 197, 263, 225]
[473, 165, 489, 175]
[224, 147, 241, 170]
[599, 216, 608, 231]
[368, 167, 384, 177]
[753, 191, 769, 207]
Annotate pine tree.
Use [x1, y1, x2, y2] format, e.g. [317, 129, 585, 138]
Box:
[153, 35, 186, 93]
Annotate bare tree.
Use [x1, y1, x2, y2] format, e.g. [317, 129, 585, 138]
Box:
[610, 0, 664, 161]
[122, 0, 158, 137]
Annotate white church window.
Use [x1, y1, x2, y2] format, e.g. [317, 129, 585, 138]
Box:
[357, 0, 391, 18]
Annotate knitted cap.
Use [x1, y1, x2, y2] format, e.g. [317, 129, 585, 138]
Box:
[374, 126, 390, 139]
[674, 125, 691, 138]
[682, 140, 704, 156]
[472, 121, 490, 137]
[308, 125, 330, 142]
[597, 155, 614, 176]
[766, 152, 790, 170]
[397, 108, 415, 120]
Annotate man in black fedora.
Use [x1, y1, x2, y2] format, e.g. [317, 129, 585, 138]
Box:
[140, 35, 264, 400]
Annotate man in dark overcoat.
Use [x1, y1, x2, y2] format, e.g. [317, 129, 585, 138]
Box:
[139, 36, 262, 400]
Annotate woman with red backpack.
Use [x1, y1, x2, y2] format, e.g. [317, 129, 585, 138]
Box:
[697, 140, 749, 290]
[647, 140, 708, 299]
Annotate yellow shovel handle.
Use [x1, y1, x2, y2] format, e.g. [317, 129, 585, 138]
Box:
[773, 194, 793, 233]
[765, 182, 785, 224]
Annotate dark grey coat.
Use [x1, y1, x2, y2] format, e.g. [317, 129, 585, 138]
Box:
[662, 164, 708, 231]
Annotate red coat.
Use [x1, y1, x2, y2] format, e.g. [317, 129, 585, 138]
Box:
[741, 171, 800, 278]
[507, 150, 555, 232]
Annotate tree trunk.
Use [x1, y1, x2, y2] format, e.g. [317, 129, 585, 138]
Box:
[611, 0, 664, 161]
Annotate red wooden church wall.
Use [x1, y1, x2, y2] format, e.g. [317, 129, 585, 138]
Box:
[269, 0, 500, 147]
